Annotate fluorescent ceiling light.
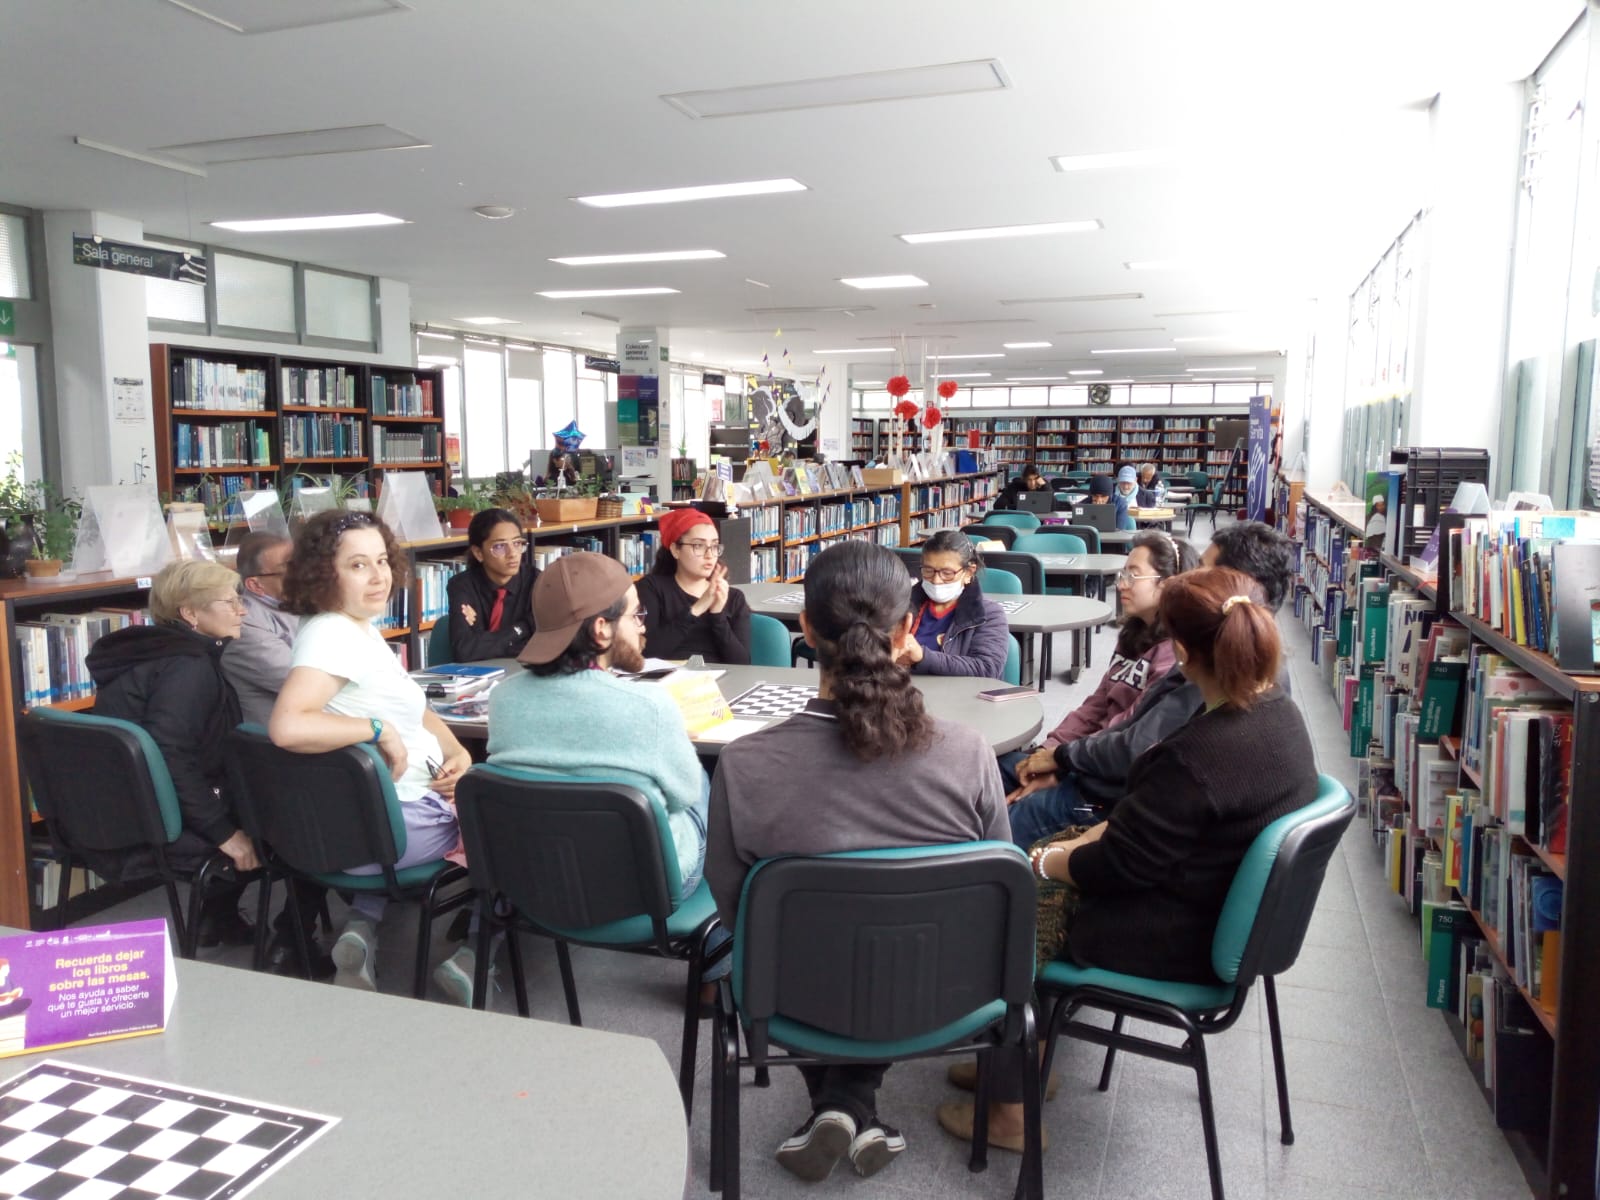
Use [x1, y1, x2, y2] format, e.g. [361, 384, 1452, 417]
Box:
[899, 220, 1099, 245]
[1068, 369, 1104, 376]
[931, 372, 991, 379]
[915, 318, 1025, 326]
[1002, 341, 1052, 349]
[814, 347, 894, 354]
[1187, 366, 1257, 372]
[750, 305, 875, 315]
[457, 316, 516, 326]
[573, 178, 806, 208]
[1154, 309, 1245, 318]
[1058, 326, 1164, 335]
[663, 59, 1008, 119]
[1173, 335, 1243, 344]
[209, 212, 404, 232]
[933, 353, 1005, 360]
[549, 249, 725, 266]
[157, 123, 426, 163]
[159, 0, 409, 35]
[1124, 260, 1190, 271]
[840, 275, 928, 289]
[1004, 376, 1069, 382]
[1090, 347, 1177, 355]
[853, 380, 886, 387]
[415, 331, 459, 342]
[1050, 149, 1171, 173]
[999, 293, 1141, 305]
[537, 287, 680, 299]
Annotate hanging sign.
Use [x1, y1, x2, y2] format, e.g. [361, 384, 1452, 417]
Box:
[583, 355, 619, 374]
[72, 235, 207, 284]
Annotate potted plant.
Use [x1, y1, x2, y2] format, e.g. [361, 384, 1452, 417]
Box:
[0, 453, 32, 579]
[445, 478, 491, 531]
[22, 480, 79, 580]
[533, 474, 598, 524]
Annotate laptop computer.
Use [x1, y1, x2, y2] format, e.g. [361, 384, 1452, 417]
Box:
[1015, 490, 1056, 514]
[1074, 503, 1120, 532]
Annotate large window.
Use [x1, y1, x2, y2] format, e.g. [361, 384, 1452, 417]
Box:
[505, 345, 543, 474]
[144, 237, 206, 328]
[303, 267, 374, 346]
[575, 357, 611, 445]
[463, 342, 506, 478]
[543, 348, 576, 434]
[0, 214, 31, 300]
[214, 251, 296, 336]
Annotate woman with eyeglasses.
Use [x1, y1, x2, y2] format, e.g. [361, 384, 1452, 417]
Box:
[85, 559, 261, 945]
[635, 508, 752, 664]
[270, 510, 473, 995]
[445, 507, 540, 662]
[894, 529, 1009, 679]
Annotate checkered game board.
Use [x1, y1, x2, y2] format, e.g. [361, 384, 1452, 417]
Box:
[0, 1061, 335, 1200]
[765, 591, 806, 606]
[991, 598, 1031, 614]
[729, 681, 818, 719]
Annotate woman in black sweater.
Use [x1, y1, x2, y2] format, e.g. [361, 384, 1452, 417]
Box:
[445, 508, 539, 661]
[938, 564, 1318, 1152]
[635, 507, 751, 664]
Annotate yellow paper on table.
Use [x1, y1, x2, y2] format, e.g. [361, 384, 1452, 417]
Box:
[1130, 507, 1176, 520]
[659, 671, 735, 736]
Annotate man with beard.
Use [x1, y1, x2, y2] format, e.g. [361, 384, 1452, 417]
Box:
[486, 552, 711, 898]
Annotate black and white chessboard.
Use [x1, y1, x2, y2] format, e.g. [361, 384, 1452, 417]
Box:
[765, 590, 806, 606]
[991, 598, 1031, 615]
[729, 681, 818, 719]
[0, 1061, 336, 1200]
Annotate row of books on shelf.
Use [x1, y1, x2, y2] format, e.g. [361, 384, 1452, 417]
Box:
[15, 608, 151, 707]
[616, 531, 662, 576]
[370, 377, 436, 417]
[173, 421, 272, 469]
[279, 415, 364, 460]
[1449, 803, 1563, 1005]
[413, 560, 466, 625]
[30, 861, 105, 911]
[370, 427, 442, 464]
[748, 506, 780, 542]
[169, 359, 269, 411]
[282, 364, 360, 410]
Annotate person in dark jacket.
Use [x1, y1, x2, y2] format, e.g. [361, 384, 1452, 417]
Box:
[896, 529, 1009, 679]
[938, 565, 1318, 1152]
[636, 507, 752, 664]
[445, 508, 539, 662]
[85, 559, 259, 946]
[1006, 520, 1295, 848]
[994, 463, 1050, 511]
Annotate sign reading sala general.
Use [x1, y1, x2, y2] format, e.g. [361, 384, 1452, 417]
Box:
[72, 235, 207, 285]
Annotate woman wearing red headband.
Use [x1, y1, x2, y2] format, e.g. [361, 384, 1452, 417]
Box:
[635, 508, 753, 664]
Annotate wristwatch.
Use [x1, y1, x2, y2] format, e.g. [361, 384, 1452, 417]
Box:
[368, 718, 384, 744]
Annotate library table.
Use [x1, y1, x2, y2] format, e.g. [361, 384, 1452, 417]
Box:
[0, 942, 689, 1199]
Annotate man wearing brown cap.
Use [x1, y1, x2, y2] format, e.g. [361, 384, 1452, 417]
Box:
[485, 551, 711, 900]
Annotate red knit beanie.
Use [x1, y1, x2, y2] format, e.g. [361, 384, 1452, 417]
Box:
[658, 507, 715, 547]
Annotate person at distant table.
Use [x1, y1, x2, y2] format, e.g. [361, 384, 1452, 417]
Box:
[1112, 467, 1140, 530]
[995, 463, 1051, 511]
[636, 508, 752, 664]
[446, 508, 539, 662]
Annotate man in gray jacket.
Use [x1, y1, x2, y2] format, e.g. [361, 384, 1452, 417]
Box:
[223, 532, 296, 727]
[1007, 521, 1296, 848]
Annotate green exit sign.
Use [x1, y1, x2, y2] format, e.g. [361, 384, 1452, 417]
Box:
[0, 300, 12, 335]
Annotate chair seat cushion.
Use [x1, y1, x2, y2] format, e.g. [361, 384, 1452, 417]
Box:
[763, 999, 1009, 1061]
[1038, 959, 1235, 1013]
[312, 859, 462, 892]
[543, 877, 718, 947]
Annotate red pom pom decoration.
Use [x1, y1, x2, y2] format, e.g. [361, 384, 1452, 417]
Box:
[893, 400, 919, 420]
[921, 406, 943, 429]
[886, 375, 911, 398]
[937, 380, 959, 400]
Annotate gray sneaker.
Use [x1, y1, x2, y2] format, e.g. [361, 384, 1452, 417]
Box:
[848, 1120, 906, 1177]
[433, 946, 489, 1007]
[331, 917, 377, 991]
[775, 1109, 856, 1181]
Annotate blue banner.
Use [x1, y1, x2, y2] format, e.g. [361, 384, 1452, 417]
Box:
[1247, 394, 1271, 522]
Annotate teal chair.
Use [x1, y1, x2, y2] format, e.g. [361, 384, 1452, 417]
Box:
[20, 709, 252, 959]
[1002, 634, 1022, 685]
[1185, 479, 1228, 536]
[1035, 776, 1356, 1200]
[1185, 469, 1212, 492]
[710, 843, 1043, 1199]
[749, 614, 793, 668]
[890, 546, 923, 578]
[427, 613, 453, 666]
[979, 566, 1023, 594]
[983, 511, 1041, 531]
[1010, 532, 1088, 598]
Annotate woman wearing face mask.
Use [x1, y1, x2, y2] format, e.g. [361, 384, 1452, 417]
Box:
[635, 507, 752, 664]
[895, 529, 1010, 679]
[1111, 466, 1139, 531]
[445, 507, 539, 662]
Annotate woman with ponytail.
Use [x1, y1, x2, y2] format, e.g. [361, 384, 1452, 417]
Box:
[706, 540, 1009, 1183]
[937, 566, 1319, 1153]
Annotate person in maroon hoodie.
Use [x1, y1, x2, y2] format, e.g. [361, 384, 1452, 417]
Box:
[998, 531, 1197, 817]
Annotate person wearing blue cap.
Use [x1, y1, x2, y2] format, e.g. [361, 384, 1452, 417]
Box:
[1112, 466, 1139, 530]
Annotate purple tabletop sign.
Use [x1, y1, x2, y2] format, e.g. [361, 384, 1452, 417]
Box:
[0, 919, 175, 1057]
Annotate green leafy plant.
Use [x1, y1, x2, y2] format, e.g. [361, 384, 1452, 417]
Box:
[22, 478, 80, 562]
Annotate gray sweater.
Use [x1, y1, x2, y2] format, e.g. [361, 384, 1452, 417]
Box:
[222, 591, 298, 727]
[706, 700, 1010, 926]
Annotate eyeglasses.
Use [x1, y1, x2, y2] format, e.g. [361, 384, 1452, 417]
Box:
[919, 567, 970, 583]
[677, 540, 724, 558]
[487, 539, 529, 557]
[630, 607, 648, 625]
[205, 594, 247, 612]
[1115, 570, 1162, 587]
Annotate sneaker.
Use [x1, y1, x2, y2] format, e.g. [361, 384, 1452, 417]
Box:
[774, 1109, 856, 1182]
[331, 918, 377, 991]
[433, 946, 487, 1007]
[847, 1120, 906, 1178]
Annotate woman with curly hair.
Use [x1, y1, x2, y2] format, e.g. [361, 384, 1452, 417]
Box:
[269, 510, 473, 996]
[704, 540, 1009, 1183]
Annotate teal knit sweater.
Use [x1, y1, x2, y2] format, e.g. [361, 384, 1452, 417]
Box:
[486, 668, 705, 886]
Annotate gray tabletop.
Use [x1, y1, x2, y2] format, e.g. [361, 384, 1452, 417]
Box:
[739, 582, 1109, 635]
[1030, 552, 1127, 577]
[0, 952, 688, 1199]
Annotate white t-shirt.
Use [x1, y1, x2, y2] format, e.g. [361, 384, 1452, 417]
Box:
[291, 612, 443, 804]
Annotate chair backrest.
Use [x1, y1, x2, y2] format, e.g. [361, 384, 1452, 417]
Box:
[427, 614, 453, 667]
[1047, 477, 1074, 491]
[1212, 775, 1356, 987]
[1075, 504, 1120, 532]
[979, 566, 1023, 595]
[890, 546, 923, 579]
[980, 551, 1043, 593]
[224, 726, 404, 875]
[983, 511, 1042, 531]
[1011, 532, 1088, 556]
[20, 710, 182, 852]
[962, 524, 1017, 550]
[455, 766, 677, 942]
[749, 614, 793, 668]
[1186, 470, 1211, 491]
[1211, 479, 1228, 505]
[734, 843, 1035, 1046]
[1053, 524, 1102, 554]
[1014, 491, 1055, 515]
[1002, 635, 1022, 685]
[1065, 471, 1093, 484]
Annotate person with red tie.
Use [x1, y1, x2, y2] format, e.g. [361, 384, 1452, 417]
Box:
[445, 508, 540, 662]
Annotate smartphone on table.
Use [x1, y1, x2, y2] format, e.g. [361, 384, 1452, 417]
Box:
[977, 685, 1035, 703]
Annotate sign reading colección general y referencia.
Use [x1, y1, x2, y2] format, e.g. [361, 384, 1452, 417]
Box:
[72, 235, 207, 285]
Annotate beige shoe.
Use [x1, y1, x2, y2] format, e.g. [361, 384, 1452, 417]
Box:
[935, 1099, 1047, 1155]
[945, 1058, 1061, 1100]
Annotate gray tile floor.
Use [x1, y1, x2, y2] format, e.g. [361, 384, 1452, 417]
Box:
[91, 533, 1535, 1199]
